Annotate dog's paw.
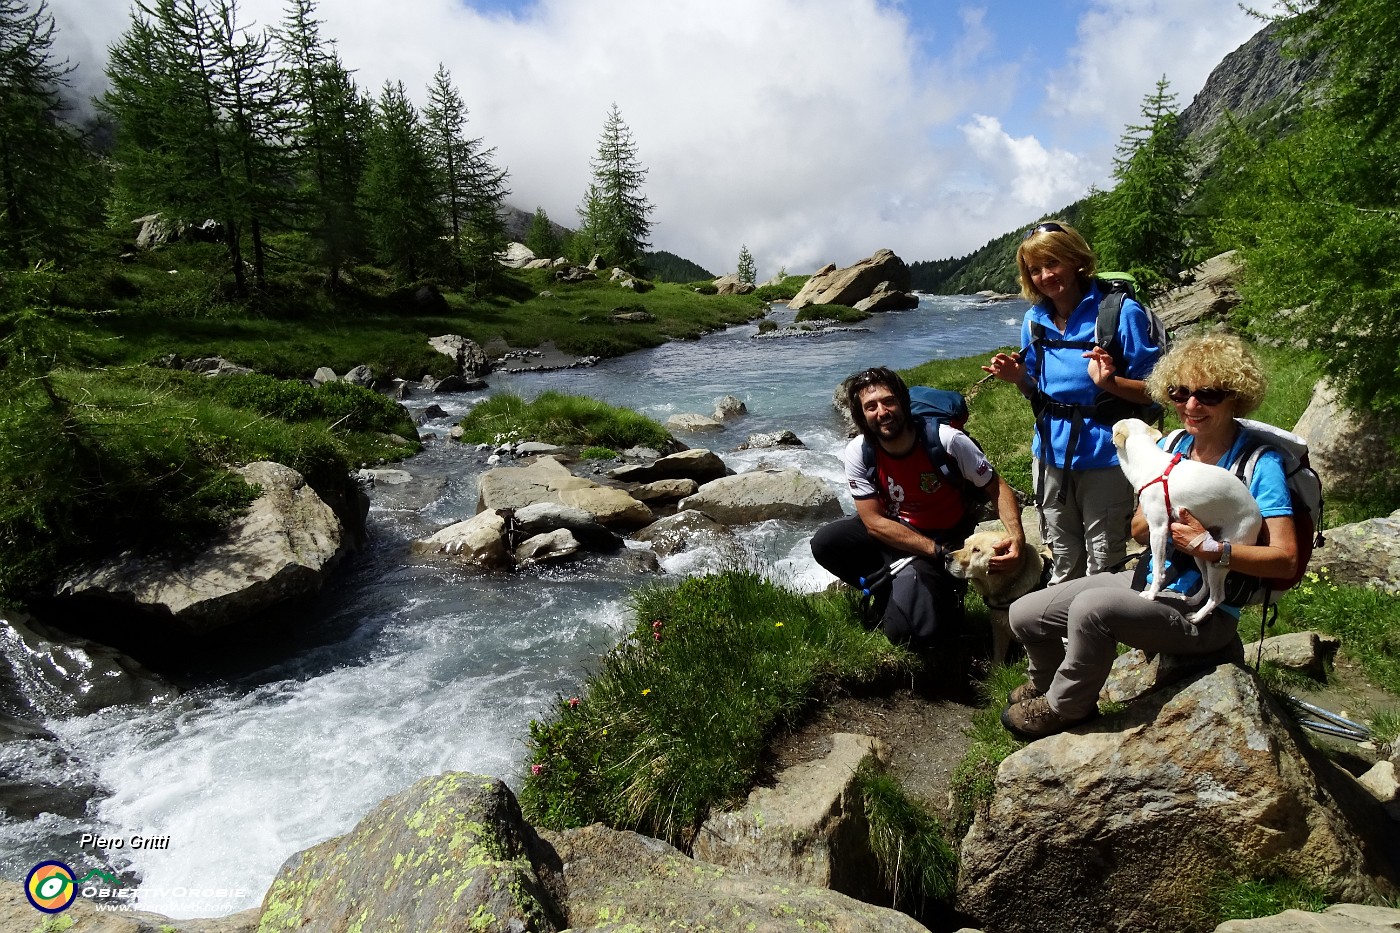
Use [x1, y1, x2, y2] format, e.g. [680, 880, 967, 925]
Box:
[1139, 588, 1159, 602]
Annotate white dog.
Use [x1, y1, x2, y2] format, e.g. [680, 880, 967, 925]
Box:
[947, 530, 1052, 665]
[1112, 418, 1263, 623]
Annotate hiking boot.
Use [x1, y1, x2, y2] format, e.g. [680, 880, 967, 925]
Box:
[1008, 680, 1043, 704]
[1000, 695, 1093, 740]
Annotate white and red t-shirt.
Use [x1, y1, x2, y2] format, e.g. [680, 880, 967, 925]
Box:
[841, 419, 994, 533]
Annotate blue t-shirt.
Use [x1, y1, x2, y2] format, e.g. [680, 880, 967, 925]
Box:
[1021, 281, 1163, 469]
[1147, 427, 1293, 617]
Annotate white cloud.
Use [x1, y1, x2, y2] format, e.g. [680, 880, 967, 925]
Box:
[48, 0, 1269, 281]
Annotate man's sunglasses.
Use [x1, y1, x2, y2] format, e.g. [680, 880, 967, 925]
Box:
[1022, 222, 1065, 240]
[1166, 385, 1234, 406]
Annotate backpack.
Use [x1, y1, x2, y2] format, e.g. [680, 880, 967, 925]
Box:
[908, 385, 969, 430]
[1163, 420, 1324, 603]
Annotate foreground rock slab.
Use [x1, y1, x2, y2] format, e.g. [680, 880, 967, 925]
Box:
[259, 772, 566, 933]
[542, 823, 929, 932]
[958, 665, 1398, 933]
[56, 462, 349, 634]
[1215, 903, 1400, 932]
[694, 732, 888, 900]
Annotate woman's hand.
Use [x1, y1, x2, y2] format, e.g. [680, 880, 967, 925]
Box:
[1169, 507, 1209, 555]
[1084, 346, 1118, 389]
[983, 351, 1025, 386]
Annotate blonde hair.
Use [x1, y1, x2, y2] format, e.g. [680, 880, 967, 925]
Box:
[1016, 220, 1097, 305]
[1145, 332, 1267, 415]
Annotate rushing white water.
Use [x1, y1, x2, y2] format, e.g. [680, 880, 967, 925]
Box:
[1, 295, 1021, 917]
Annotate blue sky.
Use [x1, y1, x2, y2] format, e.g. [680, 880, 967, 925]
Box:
[54, 0, 1270, 279]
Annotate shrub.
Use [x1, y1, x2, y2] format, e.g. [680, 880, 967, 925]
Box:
[757, 319, 778, 333]
[691, 283, 718, 295]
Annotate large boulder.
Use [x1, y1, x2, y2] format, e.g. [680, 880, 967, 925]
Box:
[1155, 250, 1243, 329]
[1311, 510, 1400, 595]
[56, 462, 350, 634]
[498, 241, 536, 268]
[678, 470, 842, 525]
[666, 412, 724, 432]
[540, 823, 929, 932]
[428, 334, 491, 379]
[1293, 379, 1400, 502]
[258, 772, 566, 933]
[957, 665, 1398, 933]
[477, 456, 652, 529]
[511, 501, 624, 551]
[852, 280, 919, 313]
[632, 509, 740, 560]
[714, 273, 756, 295]
[409, 510, 510, 568]
[694, 733, 888, 900]
[787, 249, 911, 311]
[608, 448, 730, 484]
[1, 611, 174, 719]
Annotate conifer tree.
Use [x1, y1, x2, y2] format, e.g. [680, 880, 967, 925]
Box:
[0, 0, 95, 266]
[736, 244, 755, 285]
[358, 80, 441, 280]
[103, 0, 289, 294]
[524, 206, 560, 259]
[1220, 0, 1400, 414]
[575, 103, 652, 272]
[275, 0, 368, 287]
[1093, 76, 1195, 298]
[423, 64, 508, 294]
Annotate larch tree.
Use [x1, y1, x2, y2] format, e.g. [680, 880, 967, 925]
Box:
[1219, 0, 1400, 416]
[524, 205, 560, 259]
[1092, 76, 1196, 299]
[275, 0, 369, 287]
[0, 0, 95, 267]
[423, 64, 509, 294]
[736, 244, 755, 285]
[575, 103, 652, 273]
[358, 80, 441, 280]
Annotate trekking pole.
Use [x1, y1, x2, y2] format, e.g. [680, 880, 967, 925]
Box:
[859, 555, 916, 596]
[1297, 719, 1372, 742]
[1287, 696, 1372, 738]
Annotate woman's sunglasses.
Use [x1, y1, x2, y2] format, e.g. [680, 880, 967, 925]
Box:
[1022, 222, 1065, 240]
[1166, 385, 1234, 406]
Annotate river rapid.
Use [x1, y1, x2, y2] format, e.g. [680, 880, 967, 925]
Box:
[1, 296, 1021, 918]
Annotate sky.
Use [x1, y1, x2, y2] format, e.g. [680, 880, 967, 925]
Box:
[51, 0, 1273, 281]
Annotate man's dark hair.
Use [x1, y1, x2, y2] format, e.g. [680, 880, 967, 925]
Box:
[844, 367, 911, 443]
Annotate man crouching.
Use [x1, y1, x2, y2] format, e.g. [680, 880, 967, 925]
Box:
[811, 367, 1026, 651]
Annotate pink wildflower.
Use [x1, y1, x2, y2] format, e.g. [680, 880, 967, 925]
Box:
[567, 696, 580, 708]
[530, 763, 544, 776]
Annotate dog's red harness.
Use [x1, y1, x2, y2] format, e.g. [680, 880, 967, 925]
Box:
[1138, 452, 1184, 520]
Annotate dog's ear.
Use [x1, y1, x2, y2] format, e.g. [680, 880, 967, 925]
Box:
[1148, 425, 1162, 442]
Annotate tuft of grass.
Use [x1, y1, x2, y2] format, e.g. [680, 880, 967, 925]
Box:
[1209, 875, 1330, 923]
[580, 446, 617, 460]
[793, 303, 868, 324]
[857, 761, 959, 912]
[752, 275, 809, 302]
[455, 390, 670, 450]
[1268, 569, 1400, 697]
[518, 570, 914, 844]
[947, 662, 1028, 839]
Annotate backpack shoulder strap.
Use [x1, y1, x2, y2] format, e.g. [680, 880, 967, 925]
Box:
[918, 417, 963, 487]
[1164, 428, 1188, 454]
[1095, 288, 1127, 367]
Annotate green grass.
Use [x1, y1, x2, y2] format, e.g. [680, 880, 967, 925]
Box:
[517, 570, 915, 844]
[752, 275, 808, 302]
[0, 366, 416, 605]
[946, 663, 1028, 839]
[455, 390, 670, 450]
[858, 761, 959, 911]
[1209, 875, 1330, 923]
[1260, 570, 1400, 699]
